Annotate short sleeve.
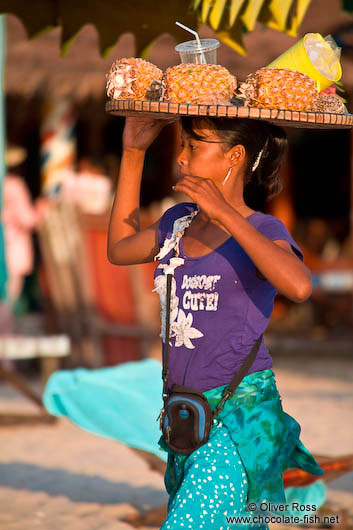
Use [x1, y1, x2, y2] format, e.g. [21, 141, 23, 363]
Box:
[157, 202, 197, 250]
[257, 215, 304, 261]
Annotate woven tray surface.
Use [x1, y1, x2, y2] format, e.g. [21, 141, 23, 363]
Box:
[106, 99, 353, 129]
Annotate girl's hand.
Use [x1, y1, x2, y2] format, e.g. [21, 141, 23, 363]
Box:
[122, 116, 177, 152]
[173, 175, 232, 222]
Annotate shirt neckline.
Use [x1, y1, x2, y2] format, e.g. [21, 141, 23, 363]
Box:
[179, 206, 261, 260]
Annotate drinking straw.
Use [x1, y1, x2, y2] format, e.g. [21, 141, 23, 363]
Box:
[175, 21, 207, 64]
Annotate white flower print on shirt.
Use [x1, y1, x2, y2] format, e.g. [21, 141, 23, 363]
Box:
[154, 209, 198, 261]
[171, 309, 204, 349]
[153, 207, 204, 349]
[154, 270, 204, 349]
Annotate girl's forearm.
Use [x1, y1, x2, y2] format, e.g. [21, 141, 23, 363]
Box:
[218, 205, 312, 302]
[107, 148, 146, 259]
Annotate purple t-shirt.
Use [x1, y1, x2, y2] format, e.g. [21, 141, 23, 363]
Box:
[154, 202, 303, 393]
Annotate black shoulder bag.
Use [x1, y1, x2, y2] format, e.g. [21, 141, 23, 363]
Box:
[159, 272, 263, 455]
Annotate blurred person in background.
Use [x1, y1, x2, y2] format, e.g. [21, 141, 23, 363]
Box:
[59, 156, 112, 214]
[293, 218, 353, 333]
[0, 145, 39, 371]
[3, 146, 39, 304]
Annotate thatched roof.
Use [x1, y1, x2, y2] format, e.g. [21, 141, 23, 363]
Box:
[5, 0, 353, 101]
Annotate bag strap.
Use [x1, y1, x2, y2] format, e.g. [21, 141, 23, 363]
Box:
[162, 268, 263, 414]
[162, 273, 173, 399]
[212, 333, 263, 417]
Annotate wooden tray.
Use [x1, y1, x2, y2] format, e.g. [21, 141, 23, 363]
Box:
[106, 99, 353, 129]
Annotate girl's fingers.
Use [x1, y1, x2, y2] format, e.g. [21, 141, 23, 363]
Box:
[179, 175, 202, 184]
[175, 180, 217, 198]
[176, 176, 206, 190]
[174, 182, 197, 194]
[173, 184, 200, 201]
[179, 176, 218, 192]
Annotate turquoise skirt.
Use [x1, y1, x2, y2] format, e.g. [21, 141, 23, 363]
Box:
[159, 369, 324, 506]
[43, 362, 325, 527]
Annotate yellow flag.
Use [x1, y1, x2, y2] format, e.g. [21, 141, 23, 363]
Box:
[201, 0, 214, 23]
[209, 0, 228, 30]
[216, 19, 247, 56]
[229, 0, 247, 27]
[258, 0, 295, 32]
[287, 0, 312, 37]
[240, 0, 266, 31]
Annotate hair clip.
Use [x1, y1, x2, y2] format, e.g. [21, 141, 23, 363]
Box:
[251, 148, 264, 172]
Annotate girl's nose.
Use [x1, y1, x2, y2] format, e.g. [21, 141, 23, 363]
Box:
[177, 147, 187, 168]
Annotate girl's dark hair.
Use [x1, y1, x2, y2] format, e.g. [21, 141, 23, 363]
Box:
[180, 117, 287, 209]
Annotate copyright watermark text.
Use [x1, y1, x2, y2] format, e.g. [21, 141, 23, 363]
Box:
[247, 501, 317, 512]
[225, 503, 340, 526]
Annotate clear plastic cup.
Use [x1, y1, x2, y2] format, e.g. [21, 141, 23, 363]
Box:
[175, 38, 220, 64]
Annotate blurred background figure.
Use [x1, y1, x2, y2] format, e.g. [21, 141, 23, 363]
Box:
[295, 218, 342, 269]
[59, 156, 112, 215]
[0, 145, 39, 371]
[3, 145, 38, 304]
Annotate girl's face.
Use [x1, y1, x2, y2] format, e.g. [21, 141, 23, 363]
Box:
[177, 126, 245, 186]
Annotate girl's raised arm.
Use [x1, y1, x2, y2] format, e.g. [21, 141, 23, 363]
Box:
[107, 117, 175, 265]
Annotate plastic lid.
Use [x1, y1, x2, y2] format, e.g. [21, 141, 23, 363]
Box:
[303, 33, 341, 81]
[175, 38, 220, 53]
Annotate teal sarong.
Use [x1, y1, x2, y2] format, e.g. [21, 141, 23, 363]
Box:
[43, 363, 325, 527]
[43, 359, 167, 461]
[159, 368, 324, 526]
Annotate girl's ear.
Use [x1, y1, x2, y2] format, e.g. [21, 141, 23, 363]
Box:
[227, 144, 246, 165]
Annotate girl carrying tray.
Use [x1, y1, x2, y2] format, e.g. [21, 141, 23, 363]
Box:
[107, 113, 325, 529]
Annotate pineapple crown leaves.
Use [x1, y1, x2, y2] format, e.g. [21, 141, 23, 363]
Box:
[333, 82, 347, 103]
[335, 80, 346, 93]
[236, 79, 256, 105]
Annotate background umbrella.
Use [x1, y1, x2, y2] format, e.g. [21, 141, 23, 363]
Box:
[0, 0, 352, 58]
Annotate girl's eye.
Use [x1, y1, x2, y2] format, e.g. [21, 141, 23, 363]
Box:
[180, 141, 197, 151]
[180, 142, 196, 151]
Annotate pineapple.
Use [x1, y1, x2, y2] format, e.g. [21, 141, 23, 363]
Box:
[106, 58, 163, 101]
[162, 64, 237, 105]
[312, 93, 346, 114]
[237, 68, 318, 111]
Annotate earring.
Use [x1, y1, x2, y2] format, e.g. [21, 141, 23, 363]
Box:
[222, 166, 233, 187]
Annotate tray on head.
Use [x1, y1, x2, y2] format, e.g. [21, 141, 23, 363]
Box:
[106, 99, 353, 129]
